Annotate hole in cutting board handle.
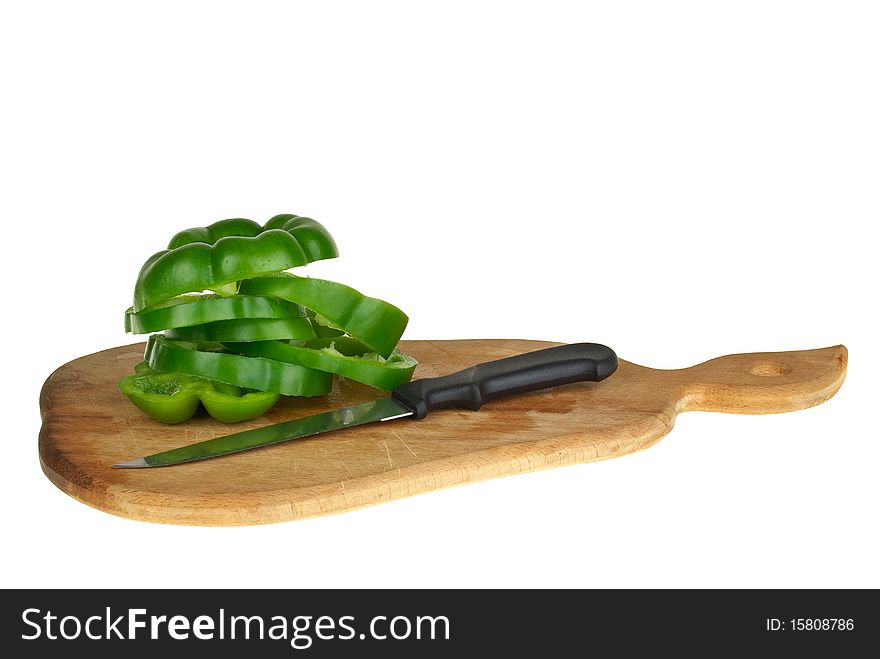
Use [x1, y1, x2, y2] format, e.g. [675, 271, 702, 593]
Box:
[748, 361, 793, 377]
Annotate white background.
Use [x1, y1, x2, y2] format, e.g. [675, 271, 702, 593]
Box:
[1, 1, 877, 588]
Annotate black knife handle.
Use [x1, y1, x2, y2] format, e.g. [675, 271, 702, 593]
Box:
[391, 342, 618, 419]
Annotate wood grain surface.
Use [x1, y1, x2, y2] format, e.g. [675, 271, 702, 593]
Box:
[39, 340, 847, 525]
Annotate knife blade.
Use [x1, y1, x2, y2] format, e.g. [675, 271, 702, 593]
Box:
[114, 342, 618, 468]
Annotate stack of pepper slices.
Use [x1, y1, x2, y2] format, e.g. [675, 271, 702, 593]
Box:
[118, 214, 416, 423]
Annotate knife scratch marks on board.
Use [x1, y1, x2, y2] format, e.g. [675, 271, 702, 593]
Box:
[428, 341, 473, 372]
[328, 447, 354, 478]
[86, 390, 101, 416]
[379, 440, 393, 468]
[115, 389, 137, 454]
[313, 460, 333, 484]
[145, 426, 159, 451]
[390, 429, 418, 459]
[116, 395, 145, 454]
[124, 425, 139, 456]
[412, 424, 434, 443]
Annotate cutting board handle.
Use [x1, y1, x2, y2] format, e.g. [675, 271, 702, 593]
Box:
[670, 345, 847, 414]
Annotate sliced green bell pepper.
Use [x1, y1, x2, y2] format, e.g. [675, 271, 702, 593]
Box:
[168, 215, 338, 263]
[118, 371, 201, 424]
[226, 337, 418, 390]
[125, 294, 306, 334]
[117, 369, 280, 424]
[199, 381, 280, 424]
[133, 224, 337, 312]
[238, 273, 408, 358]
[165, 316, 318, 342]
[145, 335, 332, 396]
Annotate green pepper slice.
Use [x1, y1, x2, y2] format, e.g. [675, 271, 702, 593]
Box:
[125, 294, 306, 334]
[198, 386, 280, 424]
[118, 369, 280, 424]
[145, 335, 332, 396]
[118, 372, 202, 424]
[165, 316, 317, 342]
[168, 215, 338, 264]
[133, 224, 337, 312]
[226, 337, 418, 390]
[238, 273, 408, 358]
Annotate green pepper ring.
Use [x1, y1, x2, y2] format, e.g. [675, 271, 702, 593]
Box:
[239, 274, 408, 359]
[226, 337, 418, 391]
[133, 228, 338, 312]
[145, 335, 333, 397]
[125, 294, 307, 334]
[168, 215, 338, 264]
[165, 316, 318, 343]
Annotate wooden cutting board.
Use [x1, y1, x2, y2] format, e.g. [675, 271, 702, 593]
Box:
[39, 340, 847, 525]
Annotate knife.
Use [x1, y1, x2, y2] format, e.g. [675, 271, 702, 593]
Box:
[113, 342, 618, 468]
